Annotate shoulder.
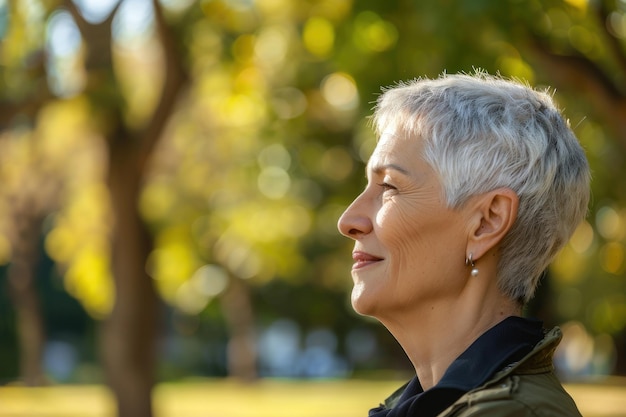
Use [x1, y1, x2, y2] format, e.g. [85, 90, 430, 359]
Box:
[438, 327, 582, 417]
[439, 373, 581, 417]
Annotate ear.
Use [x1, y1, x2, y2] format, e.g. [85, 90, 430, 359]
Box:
[467, 188, 519, 261]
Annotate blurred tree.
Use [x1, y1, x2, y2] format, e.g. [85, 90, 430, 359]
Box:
[60, 1, 188, 416]
[1, 3, 626, 417]
[0, 0, 64, 386]
[514, 0, 626, 373]
[0, 135, 59, 386]
[1, 0, 188, 415]
[140, 0, 626, 382]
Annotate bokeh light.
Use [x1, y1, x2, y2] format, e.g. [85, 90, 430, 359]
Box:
[569, 220, 595, 254]
[258, 166, 291, 199]
[599, 242, 625, 275]
[321, 72, 359, 111]
[303, 17, 334, 58]
[596, 205, 624, 241]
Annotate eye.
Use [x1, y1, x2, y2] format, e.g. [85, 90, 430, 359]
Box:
[377, 182, 397, 191]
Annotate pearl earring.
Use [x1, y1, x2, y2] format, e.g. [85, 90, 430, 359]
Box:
[466, 253, 479, 277]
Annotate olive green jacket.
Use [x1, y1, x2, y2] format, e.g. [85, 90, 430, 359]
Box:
[438, 327, 581, 416]
[383, 327, 582, 416]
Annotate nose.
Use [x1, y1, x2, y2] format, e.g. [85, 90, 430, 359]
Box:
[337, 193, 373, 239]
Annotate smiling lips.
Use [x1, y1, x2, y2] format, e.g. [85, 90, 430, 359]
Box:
[352, 251, 384, 269]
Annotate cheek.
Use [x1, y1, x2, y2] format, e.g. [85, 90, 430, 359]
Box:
[377, 203, 434, 257]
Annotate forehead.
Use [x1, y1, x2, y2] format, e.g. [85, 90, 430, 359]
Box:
[367, 129, 423, 173]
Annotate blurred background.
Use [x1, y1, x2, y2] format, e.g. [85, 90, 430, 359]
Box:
[0, 0, 625, 416]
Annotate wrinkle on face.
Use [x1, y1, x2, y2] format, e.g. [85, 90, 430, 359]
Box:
[342, 127, 472, 319]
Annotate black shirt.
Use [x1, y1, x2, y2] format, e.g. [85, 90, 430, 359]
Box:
[369, 316, 545, 417]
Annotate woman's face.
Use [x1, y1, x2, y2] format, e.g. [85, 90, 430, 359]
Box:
[337, 130, 472, 319]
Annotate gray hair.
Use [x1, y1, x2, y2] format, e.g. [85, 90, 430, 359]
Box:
[372, 72, 590, 303]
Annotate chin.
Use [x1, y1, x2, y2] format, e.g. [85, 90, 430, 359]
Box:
[351, 287, 379, 317]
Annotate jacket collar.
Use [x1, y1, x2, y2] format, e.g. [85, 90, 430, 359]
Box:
[381, 316, 546, 411]
[485, 326, 562, 384]
[436, 327, 566, 417]
[434, 316, 545, 392]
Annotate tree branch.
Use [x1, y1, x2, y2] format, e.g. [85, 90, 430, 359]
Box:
[0, 50, 54, 131]
[137, 0, 189, 168]
[525, 35, 626, 150]
[595, 1, 626, 78]
[64, 0, 122, 71]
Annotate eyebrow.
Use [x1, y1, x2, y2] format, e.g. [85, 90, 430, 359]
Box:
[366, 163, 411, 176]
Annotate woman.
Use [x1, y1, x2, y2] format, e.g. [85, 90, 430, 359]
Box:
[337, 72, 589, 416]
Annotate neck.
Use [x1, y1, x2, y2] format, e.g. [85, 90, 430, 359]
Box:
[377, 268, 521, 391]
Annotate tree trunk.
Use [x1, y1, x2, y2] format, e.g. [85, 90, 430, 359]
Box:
[221, 275, 257, 380]
[6, 211, 46, 385]
[101, 142, 159, 417]
[62, 2, 187, 414]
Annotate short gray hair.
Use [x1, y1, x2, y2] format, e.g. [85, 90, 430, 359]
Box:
[372, 72, 590, 303]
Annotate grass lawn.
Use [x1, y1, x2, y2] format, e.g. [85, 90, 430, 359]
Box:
[0, 378, 625, 417]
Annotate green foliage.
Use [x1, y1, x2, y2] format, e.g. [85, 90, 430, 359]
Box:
[1, 0, 626, 376]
